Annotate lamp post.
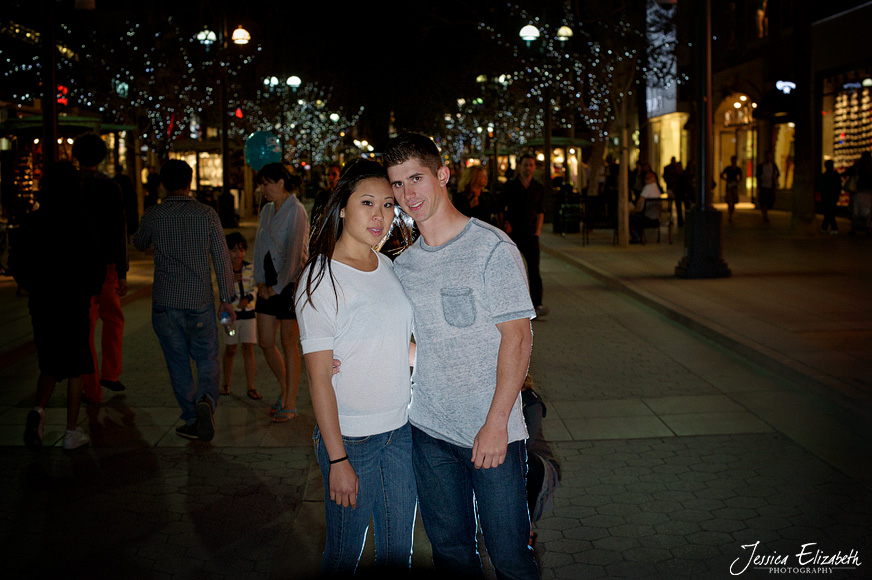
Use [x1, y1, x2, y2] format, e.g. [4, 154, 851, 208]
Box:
[675, 0, 730, 278]
[520, 22, 573, 225]
[218, 15, 250, 201]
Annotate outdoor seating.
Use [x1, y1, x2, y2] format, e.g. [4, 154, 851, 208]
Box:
[580, 196, 618, 246]
[641, 197, 674, 244]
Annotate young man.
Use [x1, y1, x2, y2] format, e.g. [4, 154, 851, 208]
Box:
[384, 133, 539, 579]
[133, 160, 235, 442]
[501, 153, 549, 317]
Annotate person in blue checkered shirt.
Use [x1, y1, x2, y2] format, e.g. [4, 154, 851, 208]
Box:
[133, 160, 235, 442]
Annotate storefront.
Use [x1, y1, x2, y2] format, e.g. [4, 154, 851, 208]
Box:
[714, 94, 758, 204]
[646, 84, 689, 184]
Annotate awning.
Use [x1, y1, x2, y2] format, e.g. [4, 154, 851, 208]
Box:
[0, 115, 135, 137]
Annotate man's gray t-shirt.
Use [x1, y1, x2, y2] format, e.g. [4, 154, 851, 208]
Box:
[393, 218, 534, 448]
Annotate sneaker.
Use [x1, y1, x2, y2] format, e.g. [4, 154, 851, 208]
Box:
[196, 398, 215, 442]
[24, 408, 45, 451]
[100, 379, 126, 392]
[535, 305, 550, 317]
[175, 423, 198, 440]
[63, 427, 90, 450]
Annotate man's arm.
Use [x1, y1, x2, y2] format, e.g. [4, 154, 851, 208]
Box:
[535, 212, 544, 237]
[471, 317, 533, 469]
[207, 211, 236, 320]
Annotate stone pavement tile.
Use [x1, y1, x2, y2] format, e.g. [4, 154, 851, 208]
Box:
[643, 395, 748, 415]
[553, 398, 655, 419]
[536, 434, 872, 580]
[2, 446, 310, 580]
[658, 412, 774, 436]
[563, 416, 673, 440]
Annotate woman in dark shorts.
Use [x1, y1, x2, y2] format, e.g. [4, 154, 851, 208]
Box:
[12, 161, 104, 450]
[252, 163, 309, 422]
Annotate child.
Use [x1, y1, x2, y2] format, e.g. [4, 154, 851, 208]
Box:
[222, 232, 259, 398]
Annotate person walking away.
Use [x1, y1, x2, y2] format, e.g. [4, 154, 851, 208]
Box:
[756, 151, 780, 223]
[501, 152, 549, 317]
[296, 159, 416, 576]
[221, 232, 258, 396]
[13, 161, 105, 450]
[819, 160, 842, 235]
[252, 163, 309, 422]
[133, 160, 235, 442]
[113, 164, 139, 243]
[720, 156, 742, 224]
[847, 151, 872, 236]
[72, 134, 129, 401]
[385, 133, 539, 580]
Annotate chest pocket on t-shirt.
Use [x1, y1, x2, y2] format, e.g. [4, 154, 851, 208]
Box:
[441, 287, 476, 327]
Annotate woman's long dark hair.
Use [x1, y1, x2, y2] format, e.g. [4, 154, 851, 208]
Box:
[297, 159, 390, 309]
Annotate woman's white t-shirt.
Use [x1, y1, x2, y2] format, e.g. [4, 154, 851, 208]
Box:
[295, 252, 413, 437]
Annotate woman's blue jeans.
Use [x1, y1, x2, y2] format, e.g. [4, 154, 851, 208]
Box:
[151, 305, 219, 424]
[314, 422, 417, 576]
[411, 425, 538, 580]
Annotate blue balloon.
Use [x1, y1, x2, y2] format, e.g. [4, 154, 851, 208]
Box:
[244, 131, 281, 171]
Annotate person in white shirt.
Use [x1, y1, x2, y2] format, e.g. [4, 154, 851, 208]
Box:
[252, 163, 308, 421]
[629, 171, 663, 243]
[295, 159, 416, 576]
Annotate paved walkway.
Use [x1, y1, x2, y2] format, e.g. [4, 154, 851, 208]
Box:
[0, 207, 870, 579]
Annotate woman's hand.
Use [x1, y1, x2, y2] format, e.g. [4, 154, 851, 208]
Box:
[328, 460, 359, 508]
[258, 283, 276, 300]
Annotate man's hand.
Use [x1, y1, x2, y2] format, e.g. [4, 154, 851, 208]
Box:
[116, 278, 129, 297]
[471, 419, 508, 469]
[329, 460, 359, 508]
[219, 302, 236, 322]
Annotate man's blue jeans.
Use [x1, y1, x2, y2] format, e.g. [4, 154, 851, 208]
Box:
[151, 305, 219, 424]
[314, 423, 417, 576]
[412, 425, 538, 580]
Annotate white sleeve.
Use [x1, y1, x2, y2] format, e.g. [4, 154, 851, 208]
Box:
[295, 265, 339, 354]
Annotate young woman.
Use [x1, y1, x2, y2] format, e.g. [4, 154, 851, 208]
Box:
[295, 159, 416, 575]
[252, 163, 308, 421]
[453, 165, 495, 225]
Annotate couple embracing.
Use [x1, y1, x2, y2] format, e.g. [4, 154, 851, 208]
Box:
[296, 133, 539, 579]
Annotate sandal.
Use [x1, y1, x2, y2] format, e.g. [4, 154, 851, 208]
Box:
[220, 385, 231, 396]
[246, 389, 262, 400]
[269, 397, 282, 416]
[271, 407, 297, 423]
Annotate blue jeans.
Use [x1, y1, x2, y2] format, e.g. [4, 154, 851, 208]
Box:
[151, 305, 219, 424]
[411, 426, 538, 580]
[314, 423, 417, 576]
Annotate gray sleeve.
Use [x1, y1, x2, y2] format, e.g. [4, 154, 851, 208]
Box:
[484, 241, 535, 323]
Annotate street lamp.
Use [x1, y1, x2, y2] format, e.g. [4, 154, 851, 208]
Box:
[231, 25, 250, 45]
[519, 22, 555, 223]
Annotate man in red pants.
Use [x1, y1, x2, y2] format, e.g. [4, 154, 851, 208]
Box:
[73, 134, 129, 402]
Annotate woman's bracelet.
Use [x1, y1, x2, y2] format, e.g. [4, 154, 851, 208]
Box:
[329, 455, 349, 465]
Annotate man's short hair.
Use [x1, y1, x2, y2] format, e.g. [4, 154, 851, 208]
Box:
[519, 152, 536, 164]
[226, 231, 247, 250]
[382, 133, 442, 177]
[160, 160, 193, 192]
[72, 133, 108, 167]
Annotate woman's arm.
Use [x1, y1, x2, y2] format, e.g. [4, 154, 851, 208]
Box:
[304, 349, 358, 508]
